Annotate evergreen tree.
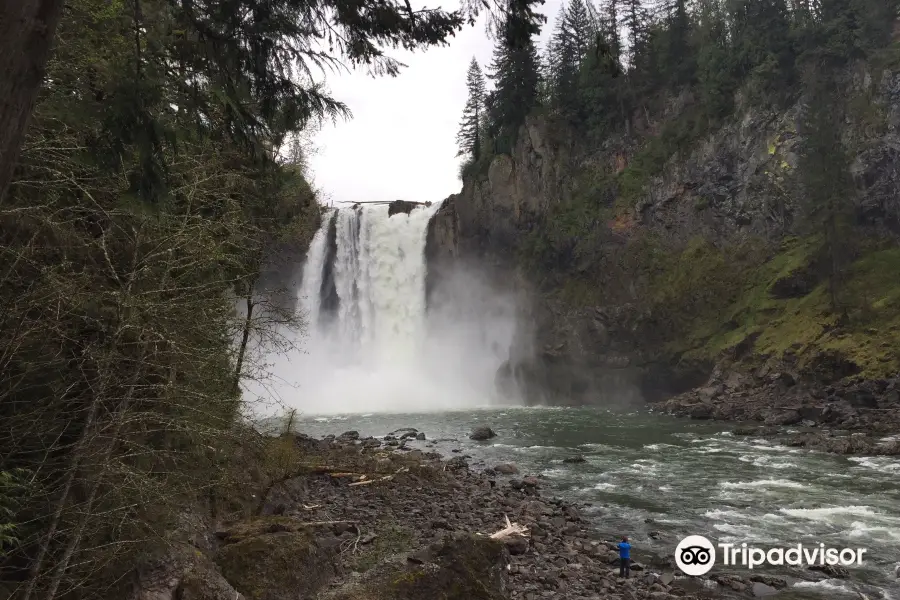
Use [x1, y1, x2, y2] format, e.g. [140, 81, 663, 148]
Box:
[601, 0, 622, 62]
[456, 58, 487, 160]
[662, 0, 694, 86]
[548, 0, 593, 121]
[621, 0, 650, 68]
[694, 0, 735, 119]
[797, 65, 855, 312]
[487, 9, 542, 153]
[729, 0, 795, 102]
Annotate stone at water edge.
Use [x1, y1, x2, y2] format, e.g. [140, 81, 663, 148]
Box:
[493, 463, 519, 475]
[470, 426, 497, 441]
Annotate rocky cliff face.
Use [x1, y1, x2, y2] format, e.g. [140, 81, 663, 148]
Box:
[427, 60, 900, 406]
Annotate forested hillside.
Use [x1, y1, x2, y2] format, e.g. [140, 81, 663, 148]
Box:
[451, 0, 900, 403]
[0, 0, 529, 596]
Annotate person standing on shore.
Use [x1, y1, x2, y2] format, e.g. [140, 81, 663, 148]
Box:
[617, 536, 631, 578]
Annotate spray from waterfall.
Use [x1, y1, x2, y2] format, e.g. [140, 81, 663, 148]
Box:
[249, 201, 521, 415]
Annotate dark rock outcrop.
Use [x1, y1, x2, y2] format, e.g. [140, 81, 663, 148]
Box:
[216, 518, 341, 600]
[323, 535, 510, 600]
[388, 199, 419, 216]
[424, 195, 459, 309]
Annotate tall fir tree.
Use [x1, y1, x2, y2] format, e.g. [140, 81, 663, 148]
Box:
[487, 9, 541, 153]
[662, 0, 694, 86]
[621, 0, 650, 69]
[548, 0, 593, 121]
[456, 58, 487, 160]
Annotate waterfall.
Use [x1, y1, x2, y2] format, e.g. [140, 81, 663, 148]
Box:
[296, 209, 333, 328]
[257, 201, 520, 415]
[302, 203, 437, 365]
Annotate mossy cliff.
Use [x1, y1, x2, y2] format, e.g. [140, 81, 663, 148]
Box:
[430, 57, 900, 405]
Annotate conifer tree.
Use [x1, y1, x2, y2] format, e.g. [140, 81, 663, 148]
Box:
[487, 9, 541, 153]
[457, 58, 487, 160]
[662, 0, 694, 86]
[621, 0, 650, 68]
[548, 0, 592, 120]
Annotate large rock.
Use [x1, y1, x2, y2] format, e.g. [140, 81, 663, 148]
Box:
[322, 534, 510, 600]
[127, 545, 245, 600]
[216, 518, 340, 600]
[470, 426, 497, 441]
[388, 200, 420, 216]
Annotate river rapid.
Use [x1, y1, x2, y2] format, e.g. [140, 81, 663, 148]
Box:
[295, 407, 900, 599]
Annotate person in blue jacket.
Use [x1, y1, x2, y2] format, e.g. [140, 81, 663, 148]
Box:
[617, 536, 631, 578]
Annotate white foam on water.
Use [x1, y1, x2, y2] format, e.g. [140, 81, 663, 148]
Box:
[779, 505, 879, 521]
[849, 456, 900, 474]
[720, 479, 807, 490]
[793, 579, 859, 595]
[593, 482, 617, 491]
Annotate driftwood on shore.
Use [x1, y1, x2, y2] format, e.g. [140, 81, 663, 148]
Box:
[488, 515, 529, 540]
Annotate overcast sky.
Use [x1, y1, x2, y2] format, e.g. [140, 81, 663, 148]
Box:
[308, 1, 562, 207]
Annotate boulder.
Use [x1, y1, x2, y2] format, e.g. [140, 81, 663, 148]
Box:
[562, 455, 586, 464]
[128, 546, 245, 600]
[493, 463, 519, 475]
[216, 519, 340, 600]
[337, 430, 360, 442]
[470, 426, 497, 441]
[322, 534, 510, 600]
[689, 404, 714, 420]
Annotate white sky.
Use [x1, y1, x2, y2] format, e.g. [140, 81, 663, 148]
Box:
[308, 0, 563, 206]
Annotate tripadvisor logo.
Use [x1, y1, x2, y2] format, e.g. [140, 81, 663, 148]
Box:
[674, 535, 867, 576]
[675, 535, 716, 576]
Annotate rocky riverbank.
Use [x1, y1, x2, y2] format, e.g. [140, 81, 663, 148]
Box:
[131, 428, 807, 600]
[654, 369, 900, 455]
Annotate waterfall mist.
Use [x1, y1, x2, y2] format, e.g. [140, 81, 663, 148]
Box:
[243, 201, 524, 416]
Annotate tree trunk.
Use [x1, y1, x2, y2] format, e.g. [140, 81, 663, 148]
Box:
[232, 294, 254, 394]
[0, 0, 66, 203]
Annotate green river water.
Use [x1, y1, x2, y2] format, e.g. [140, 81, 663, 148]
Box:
[295, 406, 900, 599]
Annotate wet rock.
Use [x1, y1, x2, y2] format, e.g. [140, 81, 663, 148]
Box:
[748, 574, 787, 589]
[390, 427, 418, 436]
[470, 426, 497, 441]
[494, 463, 519, 475]
[809, 564, 850, 579]
[387, 200, 419, 217]
[562, 455, 586, 464]
[416, 432, 426, 440]
[689, 404, 713, 420]
[337, 430, 360, 441]
[765, 410, 802, 426]
[751, 582, 778, 597]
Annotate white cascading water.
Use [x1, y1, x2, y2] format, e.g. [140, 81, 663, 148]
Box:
[296, 208, 333, 328]
[256, 201, 521, 415]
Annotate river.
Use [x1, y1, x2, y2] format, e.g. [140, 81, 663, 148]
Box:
[295, 406, 900, 599]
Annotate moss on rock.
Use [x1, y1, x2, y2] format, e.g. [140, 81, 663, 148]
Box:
[216, 519, 339, 600]
[680, 238, 900, 380]
[324, 534, 509, 600]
